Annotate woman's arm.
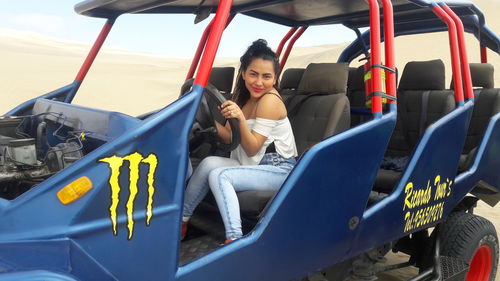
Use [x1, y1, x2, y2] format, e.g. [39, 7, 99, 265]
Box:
[221, 93, 286, 157]
[215, 120, 232, 144]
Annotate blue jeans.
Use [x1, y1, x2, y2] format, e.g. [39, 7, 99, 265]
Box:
[183, 153, 296, 240]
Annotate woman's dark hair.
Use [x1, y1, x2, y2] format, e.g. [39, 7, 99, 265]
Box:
[232, 39, 280, 107]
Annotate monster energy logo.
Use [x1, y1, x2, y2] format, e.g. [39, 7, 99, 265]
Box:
[99, 152, 158, 240]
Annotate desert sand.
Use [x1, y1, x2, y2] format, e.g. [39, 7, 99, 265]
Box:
[1, 0, 499, 280]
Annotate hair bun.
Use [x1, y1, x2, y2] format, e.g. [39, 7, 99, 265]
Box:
[246, 39, 269, 55]
[250, 39, 268, 50]
[241, 39, 274, 63]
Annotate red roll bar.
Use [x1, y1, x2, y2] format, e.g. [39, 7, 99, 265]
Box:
[276, 27, 298, 57]
[75, 19, 115, 82]
[380, 0, 396, 104]
[432, 5, 464, 103]
[278, 26, 307, 75]
[481, 46, 488, 63]
[193, 0, 233, 87]
[64, 18, 115, 103]
[441, 4, 473, 100]
[186, 15, 234, 81]
[365, 0, 383, 115]
[186, 19, 215, 81]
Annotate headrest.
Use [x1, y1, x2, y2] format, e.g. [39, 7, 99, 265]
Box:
[280, 68, 305, 89]
[450, 63, 495, 89]
[398, 59, 445, 90]
[209, 67, 235, 93]
[298, 63, 349, 94]
[347, 66, 365, 91]
[469, 63, 494, 88]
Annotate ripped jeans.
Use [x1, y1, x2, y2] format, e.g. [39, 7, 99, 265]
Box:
[183, 153, 296, 240]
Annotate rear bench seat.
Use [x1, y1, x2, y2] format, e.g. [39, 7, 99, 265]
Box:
[374, 59, 456, 193]
[458, 63, 500, 172]
[238, 63, 350, 216]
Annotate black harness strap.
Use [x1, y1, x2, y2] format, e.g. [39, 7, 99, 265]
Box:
[473, 88, 482, 100]
[397, 94, 412, 154]
[419, 90, 431, 137]
[366, 91, 397, 101]
[365, 64, 399, 103]
[365, 64, 397, 73]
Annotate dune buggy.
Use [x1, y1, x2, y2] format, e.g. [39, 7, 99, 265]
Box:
[0, 0, 499, 280]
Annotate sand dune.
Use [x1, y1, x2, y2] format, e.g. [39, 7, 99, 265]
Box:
[2, 0, 500, 115]
[1, 0, 500, 280]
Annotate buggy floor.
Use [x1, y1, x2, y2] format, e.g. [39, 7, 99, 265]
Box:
[180, 234, 221, 265]
[179, 203, 256, 265]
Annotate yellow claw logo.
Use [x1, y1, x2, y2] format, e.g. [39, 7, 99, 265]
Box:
[99, 152, 158, 240]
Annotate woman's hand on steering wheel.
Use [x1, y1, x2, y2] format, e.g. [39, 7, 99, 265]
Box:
[220, 101, 244, 122]
[180, 78, 241, 153]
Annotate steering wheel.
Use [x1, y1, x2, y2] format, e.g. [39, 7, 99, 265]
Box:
[180, 78, 240, 153]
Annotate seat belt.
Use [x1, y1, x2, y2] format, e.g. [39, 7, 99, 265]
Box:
[474, 89, 482, 100]
[419, 90, 431, 137]
[395, 93, 412, 155]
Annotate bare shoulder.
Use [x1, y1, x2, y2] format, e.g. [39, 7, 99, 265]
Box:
[255, 92, 287, 120]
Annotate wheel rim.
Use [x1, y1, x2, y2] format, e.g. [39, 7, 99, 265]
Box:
[466, 245, 493, 281]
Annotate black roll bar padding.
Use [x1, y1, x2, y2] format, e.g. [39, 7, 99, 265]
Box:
[352, 27, 370, 56]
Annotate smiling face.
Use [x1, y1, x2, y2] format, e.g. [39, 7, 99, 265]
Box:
[241, 58, 277, 100]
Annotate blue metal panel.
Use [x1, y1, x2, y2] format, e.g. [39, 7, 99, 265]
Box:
[352, 102, 473, 254]
[31, 98, 141, 139]
[0, 240, 114, 280]
[0, 85, 203, 280]
[68, 240, 116, 280]
[5, 82, 81, 116]
[176, 112, 396, 281]
[0, 240, 71, 273]
[0, 270, 78, 281]
[454, 112, 500, 201]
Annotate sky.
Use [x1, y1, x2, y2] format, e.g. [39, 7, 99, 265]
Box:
[0, 0, 358, 58]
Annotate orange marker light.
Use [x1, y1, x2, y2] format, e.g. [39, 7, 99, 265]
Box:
[57, 176, 93, 205]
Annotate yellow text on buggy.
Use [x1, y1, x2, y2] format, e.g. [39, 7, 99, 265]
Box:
[403, 175, 453, 232]
[99, 152, 158, 240]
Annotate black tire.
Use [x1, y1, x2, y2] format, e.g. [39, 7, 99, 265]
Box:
[438, 212, 499, 281]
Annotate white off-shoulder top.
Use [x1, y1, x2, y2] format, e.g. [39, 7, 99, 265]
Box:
[230, 117, 298, 166]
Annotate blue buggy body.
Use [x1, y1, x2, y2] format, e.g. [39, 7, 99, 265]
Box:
[0, 0, 499, 280]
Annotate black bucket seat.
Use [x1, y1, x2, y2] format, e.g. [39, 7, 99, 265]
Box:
[457, 63, 500, 172]
[374, 59, 456, 193]
[238, 62, 351, 216]
[280, 68, 305, 102]
[209, 67, 235, 100]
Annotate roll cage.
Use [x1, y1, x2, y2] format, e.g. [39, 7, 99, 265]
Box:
[11, 0, 500, 117]
[1, 0, 500, 280]
[72, 0, 500, 113]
